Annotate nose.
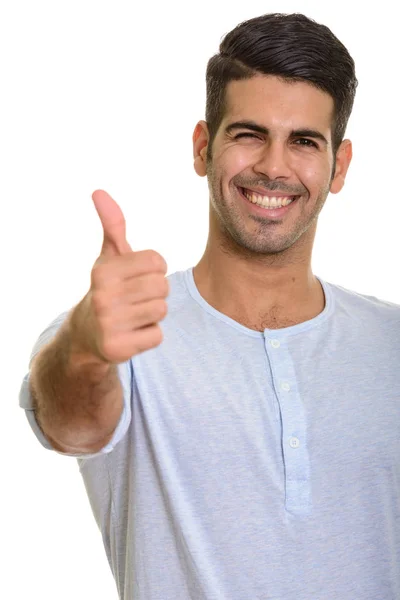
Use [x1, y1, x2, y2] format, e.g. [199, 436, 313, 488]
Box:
[253, 140, 292, 180]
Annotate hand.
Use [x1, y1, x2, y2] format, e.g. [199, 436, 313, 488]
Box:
[71, 190, 169, 364]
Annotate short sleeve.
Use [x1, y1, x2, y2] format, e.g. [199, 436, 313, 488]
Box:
[19, 311, 133, 459]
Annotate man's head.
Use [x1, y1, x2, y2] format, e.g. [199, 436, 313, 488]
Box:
[193, 13, 358, 258]
[204, 12, 357, 163]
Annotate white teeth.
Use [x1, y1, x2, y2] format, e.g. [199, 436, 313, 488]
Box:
[243, 189, 296, 208]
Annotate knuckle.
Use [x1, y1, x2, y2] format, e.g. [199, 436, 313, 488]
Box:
[90, 266, 100, 287]
[151, 299, 167, 321]
[163, 278, 170, 296]
[142, 326, 163, 351]
[91, 290, 109, 315]
[154, 275, 169, 297]
[148, 250, 167, 272]
[152, 326, 164, 346]
[158, 299, 168, 319]
[91, 262, 108, 287]
[132, 325, 164, 356]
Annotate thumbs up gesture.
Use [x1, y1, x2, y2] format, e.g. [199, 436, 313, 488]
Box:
[73, 190, 169, 364]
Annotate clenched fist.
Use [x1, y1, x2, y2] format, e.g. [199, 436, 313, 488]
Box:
[71, 190, 169, 364]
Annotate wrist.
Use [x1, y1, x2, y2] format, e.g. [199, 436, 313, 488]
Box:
[63, 295, 111, 377]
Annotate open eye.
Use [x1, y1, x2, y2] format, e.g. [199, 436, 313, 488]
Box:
[294, 138, 318, 148]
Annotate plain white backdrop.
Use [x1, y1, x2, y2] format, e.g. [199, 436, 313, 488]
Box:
[1, 0, 398, 598]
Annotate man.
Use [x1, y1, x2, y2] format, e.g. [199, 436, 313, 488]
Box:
[19, 12, 400, 600]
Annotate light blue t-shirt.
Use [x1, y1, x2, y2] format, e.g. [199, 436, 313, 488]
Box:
[19, 267, 400, 599]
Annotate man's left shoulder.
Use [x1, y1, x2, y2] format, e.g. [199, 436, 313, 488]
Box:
[328, 279, 400, 324]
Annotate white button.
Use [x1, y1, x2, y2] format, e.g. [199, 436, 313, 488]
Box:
[289, 437, 300, 448]
[270, 339, 280, 348]
[281, 382, 291, 392]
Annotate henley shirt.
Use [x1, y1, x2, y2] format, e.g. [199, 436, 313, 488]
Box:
[19, 267, 400, 599]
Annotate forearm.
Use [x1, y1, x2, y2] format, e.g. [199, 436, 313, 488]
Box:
[29, 311, 123, 453]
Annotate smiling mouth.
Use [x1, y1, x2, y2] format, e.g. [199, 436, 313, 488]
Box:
[239, 187, 300, 209]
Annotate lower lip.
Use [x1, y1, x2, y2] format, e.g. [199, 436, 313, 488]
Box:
[238, 188, 298, 218]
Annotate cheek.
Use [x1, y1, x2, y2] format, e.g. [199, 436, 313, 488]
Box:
[233, 152, 252, 172]
[296, 159, 331, 193]
[217, 146, 253, 176]
[301, 165, 319, 184]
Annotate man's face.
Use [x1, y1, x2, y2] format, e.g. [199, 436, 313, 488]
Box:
[197, 75, 351, 256]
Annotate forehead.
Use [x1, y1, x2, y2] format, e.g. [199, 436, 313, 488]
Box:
[222, 75, 334, 133]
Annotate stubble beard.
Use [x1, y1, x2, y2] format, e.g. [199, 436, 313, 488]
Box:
[206, 160, 331, 259]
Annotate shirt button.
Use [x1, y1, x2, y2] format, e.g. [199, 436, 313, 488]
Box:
[289, 437, 300, 448]
[281, 382, 291, 392]
[270, 339, 280, 348]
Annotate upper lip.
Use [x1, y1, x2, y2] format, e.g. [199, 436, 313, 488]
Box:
[240, 186, 299, 198]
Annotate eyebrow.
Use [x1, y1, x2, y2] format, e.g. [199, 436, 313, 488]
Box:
[224, 120, 329, 146]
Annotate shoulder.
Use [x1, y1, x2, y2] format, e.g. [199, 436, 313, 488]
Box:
[325, 278, 400, 331]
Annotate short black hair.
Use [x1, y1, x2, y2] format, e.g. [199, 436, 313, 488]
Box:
[205, 13, 358, 160]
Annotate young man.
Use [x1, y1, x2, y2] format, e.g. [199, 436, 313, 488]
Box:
[19, 13, 400, 600]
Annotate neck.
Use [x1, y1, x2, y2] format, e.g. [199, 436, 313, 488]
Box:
[193, 237, 325, 332]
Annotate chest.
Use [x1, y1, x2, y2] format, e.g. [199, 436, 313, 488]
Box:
[230, 304, 320, 331]
[135, 333, 400, 483]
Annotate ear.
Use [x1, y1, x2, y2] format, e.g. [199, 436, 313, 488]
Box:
[193, 120, 209, 177]
[330, 139, 353, 194]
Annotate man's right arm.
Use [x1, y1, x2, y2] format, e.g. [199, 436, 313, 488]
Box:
[24, 189, 169, 455]
[29, 301, 124, 454]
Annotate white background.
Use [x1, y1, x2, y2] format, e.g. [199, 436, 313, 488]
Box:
[1, 1, 398, 598]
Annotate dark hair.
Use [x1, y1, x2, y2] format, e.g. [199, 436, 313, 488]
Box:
[205, 13, 358, 160]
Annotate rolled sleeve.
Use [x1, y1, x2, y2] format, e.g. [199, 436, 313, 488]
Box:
[19, 311, 133, 459]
